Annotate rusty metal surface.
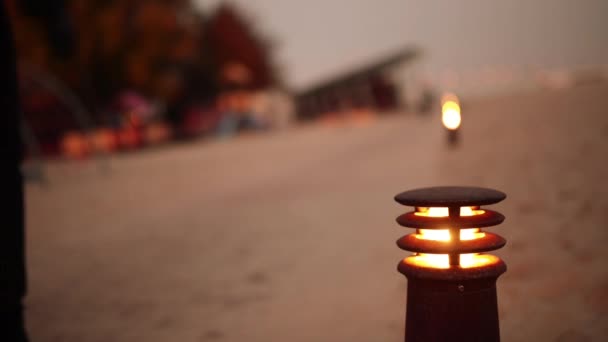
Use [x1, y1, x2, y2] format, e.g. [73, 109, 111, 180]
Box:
[394, 186, 506, 207]
[405, 275, 503, 342]
[396, 209, 504, 229]
[397, 232, 506, 254]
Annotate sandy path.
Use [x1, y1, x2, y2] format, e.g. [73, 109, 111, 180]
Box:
[25, 83, 608, 341]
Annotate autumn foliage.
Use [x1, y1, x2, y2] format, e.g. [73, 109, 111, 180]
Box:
[8, 0, 277, 155]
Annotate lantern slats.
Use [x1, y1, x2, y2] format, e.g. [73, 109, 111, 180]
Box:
[397, 232, 506, 254]
[396, 209, 504, 229]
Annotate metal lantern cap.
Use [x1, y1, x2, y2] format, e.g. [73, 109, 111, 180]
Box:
[394, 186, 506, 207]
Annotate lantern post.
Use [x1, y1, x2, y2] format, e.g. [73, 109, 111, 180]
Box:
[441, 94, 461, 146]
[394, 186, 507, 342]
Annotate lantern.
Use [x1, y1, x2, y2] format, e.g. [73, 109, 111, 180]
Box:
[441, 93, 461, 145]
[394, 186, 507, 342]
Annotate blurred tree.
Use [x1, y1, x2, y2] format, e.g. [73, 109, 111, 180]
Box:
[204, 3, 278, 90]
[10, 1, 208, 114]
[8, 0, 278, 147]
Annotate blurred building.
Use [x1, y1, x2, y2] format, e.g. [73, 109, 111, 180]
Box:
[295, 48, 419, 121]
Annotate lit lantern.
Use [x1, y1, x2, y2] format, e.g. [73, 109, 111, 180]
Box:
[394, 186, 507, 342]
[441, 93, 461, 145]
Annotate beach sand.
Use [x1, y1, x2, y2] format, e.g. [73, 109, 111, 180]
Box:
[25, 83, 608, 341]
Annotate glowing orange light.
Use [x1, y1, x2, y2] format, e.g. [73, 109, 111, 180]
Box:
[441, 93, 461, 130]
[441, 92, 459, 105]
[416, 228, 483, 241]
[442, 102, 461, 130]
[414, 206, 485, 241]
[414, 206, 484, 217]
[404, 253, 499, 269]
[406, 206, 496, 269]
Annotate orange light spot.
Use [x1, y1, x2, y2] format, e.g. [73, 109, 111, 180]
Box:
[416, 228, 484, 241]
[415, 206, 485, 217]
[404, 253, 500, 269]
[441, 94, 461, 130]
[409, 206, 489, 268]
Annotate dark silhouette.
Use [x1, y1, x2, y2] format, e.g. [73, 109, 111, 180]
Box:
[0, 2, 28, 341]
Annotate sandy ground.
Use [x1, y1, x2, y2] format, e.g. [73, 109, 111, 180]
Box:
[24, 83, 608, 341]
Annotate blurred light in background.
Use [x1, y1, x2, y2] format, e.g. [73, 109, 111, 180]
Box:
[441, 92, 461, 130]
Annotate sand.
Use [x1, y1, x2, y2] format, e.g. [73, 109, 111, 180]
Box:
[25, 83, 608, 341]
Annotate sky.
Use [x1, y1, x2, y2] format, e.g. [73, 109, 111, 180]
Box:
[195, 0, 608, 92]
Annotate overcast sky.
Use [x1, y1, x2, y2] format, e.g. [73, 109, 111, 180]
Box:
[195, 0, 608, 91]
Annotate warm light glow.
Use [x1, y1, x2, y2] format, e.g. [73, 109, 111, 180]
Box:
[442, 101, 461, 130]
[414, 206, 486, 241]
[404, 253, 500, 269]
[408, 206, 489, 268]
[441, 93, 461, 130]
[441, 93, 459, 105]
[417, 228, 483, 241]
[415, 206, 484, 217]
